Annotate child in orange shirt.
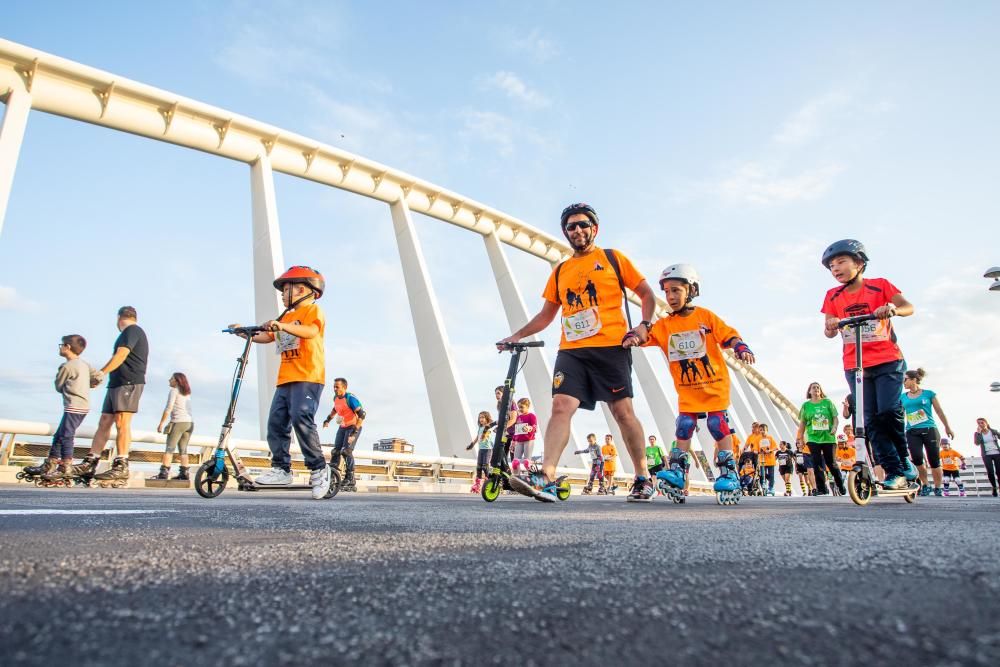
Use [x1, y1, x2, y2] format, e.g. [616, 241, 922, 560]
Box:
[939, 437, 966, 496]
[601, 435, 618, 495]
[625, 264, 755, 502]
[236, 266, 331, 499]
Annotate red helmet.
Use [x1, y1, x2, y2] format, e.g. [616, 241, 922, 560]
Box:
[273, 265, 325, 298]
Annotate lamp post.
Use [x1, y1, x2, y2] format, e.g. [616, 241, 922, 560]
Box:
[991, 381, 1000, 393]
[986, 267, 1000, 291]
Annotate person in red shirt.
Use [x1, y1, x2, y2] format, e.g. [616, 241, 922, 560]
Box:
[820, 240, 915, 489]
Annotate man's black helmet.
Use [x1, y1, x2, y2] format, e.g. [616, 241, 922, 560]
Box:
[821, 239, 869, 269]
[560, 203, 599, 228]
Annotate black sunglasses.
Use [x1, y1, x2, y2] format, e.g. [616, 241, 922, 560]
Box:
[564, 221, 594, 231]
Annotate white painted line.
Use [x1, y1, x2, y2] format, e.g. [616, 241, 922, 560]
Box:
[0, 509, 176, 515]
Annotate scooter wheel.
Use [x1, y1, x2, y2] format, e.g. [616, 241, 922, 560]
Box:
[481, 475, 502, 502]
[904, 490, 917, 504]
[556, 478, 571, 501]
[323, 469, 342, 499]
[194, 462, 229, 499]
[847, 470, 872, 507]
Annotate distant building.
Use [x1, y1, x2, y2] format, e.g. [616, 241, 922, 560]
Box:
[373, 437, 414, 465]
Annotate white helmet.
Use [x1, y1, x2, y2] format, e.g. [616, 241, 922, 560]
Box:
[658, 264, 700, 299]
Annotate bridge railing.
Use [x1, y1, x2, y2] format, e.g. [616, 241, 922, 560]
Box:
[0, 418, 712, 492]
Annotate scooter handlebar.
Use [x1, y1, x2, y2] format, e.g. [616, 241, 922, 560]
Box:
[496, 340, 545, 351]
[836, 314, 881, 328]
[223, 325, 269, 335]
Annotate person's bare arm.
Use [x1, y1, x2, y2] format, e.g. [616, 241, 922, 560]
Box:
[931, 396, 954, 439]
[100, 347, 131, 375]
[264, 320, 320, 339]
[874, 294, 914, 319]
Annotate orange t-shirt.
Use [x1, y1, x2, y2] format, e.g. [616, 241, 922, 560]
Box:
[271, 302, 326, 386]
[542, 248, 644, 350]
[644, 307, 740, 413]
[759, 435, 778, 466]
[836, 444, 855, 471]
[731, 434, 742, 451]
[743, 434, 761, 454]
[941, 449, 964, 471]
[601, 443, 618, 472]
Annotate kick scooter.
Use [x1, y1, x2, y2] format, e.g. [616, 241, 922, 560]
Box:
[480, 341, 570, 503]
[193, 325, 340, 500]
[839, 314, 919, 506]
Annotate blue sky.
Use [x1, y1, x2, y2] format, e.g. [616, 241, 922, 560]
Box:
[2, 1, 999, 457]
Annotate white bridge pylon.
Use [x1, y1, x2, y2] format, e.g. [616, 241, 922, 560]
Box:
[0, 39, 802, 455]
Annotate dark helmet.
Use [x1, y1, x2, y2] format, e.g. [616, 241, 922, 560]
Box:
[821, 239, 869, 269]
[273, 265, 325, 298]
[560, 202, 599, 228]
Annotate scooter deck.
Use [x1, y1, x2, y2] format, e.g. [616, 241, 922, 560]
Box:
[240, 482, 317, 492]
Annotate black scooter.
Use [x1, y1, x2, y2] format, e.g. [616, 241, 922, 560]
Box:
[839, 314, 919, 506]
[193, 325, 340, 499]
[480, 341, 570, 502]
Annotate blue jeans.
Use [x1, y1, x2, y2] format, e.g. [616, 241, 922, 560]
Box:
[266, 382, 326, 472]
[50, 411, 86, 460]
[845, 360, 909, 477]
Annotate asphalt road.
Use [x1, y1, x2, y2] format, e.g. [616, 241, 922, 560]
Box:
[1, 486, 998, 666]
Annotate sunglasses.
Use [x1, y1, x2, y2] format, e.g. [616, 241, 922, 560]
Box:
[563, 221, 594, 232]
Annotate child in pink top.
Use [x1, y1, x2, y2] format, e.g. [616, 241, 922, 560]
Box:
[511, 397, 538, 471]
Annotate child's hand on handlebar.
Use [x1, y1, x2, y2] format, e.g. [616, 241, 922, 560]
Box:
[872, 303, 897, 320]
[262, 320, 283, 332]
[824, 317, 841, 336]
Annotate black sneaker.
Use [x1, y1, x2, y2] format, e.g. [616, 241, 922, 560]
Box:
[626, 476, 655, 503]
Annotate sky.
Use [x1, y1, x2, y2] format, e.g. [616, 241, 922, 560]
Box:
[2, 1, 999, 458]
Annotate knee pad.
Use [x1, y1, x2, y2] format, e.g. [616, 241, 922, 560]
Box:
[675, 413, 697, 440]
[705, 411, 732, 442]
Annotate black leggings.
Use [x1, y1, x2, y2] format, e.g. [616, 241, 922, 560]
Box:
[808, 442, 843, 494]
[906, 427, 940, 468]
[475, 448, 490, 479]
[984, 453, 1000, 490]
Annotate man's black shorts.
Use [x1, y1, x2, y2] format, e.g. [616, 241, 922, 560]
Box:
[552, 346, 633, 411]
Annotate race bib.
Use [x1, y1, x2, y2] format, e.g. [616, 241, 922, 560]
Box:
[275, 330, 300, 355]
[795, 454, 805, 465]
[841, 319, 890, 345]
[562, 307, 602, 342]
[514, 422, 533, 436]
[667, 329, 707, 362]
[905, 409, 929, 427]
[811, 414, 830, 432]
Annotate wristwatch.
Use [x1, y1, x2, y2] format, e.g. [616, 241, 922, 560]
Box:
[639, 320, 652, 330]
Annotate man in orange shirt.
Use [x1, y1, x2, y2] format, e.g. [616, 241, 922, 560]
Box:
[236, 266, 331, 499]
[498, 203, 658, 503]
[625, 263, 755, 502]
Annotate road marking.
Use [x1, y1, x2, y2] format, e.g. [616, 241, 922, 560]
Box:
[0, 509, 176, 515]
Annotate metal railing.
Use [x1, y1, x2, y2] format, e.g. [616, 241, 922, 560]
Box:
[0, 418, 712, 491]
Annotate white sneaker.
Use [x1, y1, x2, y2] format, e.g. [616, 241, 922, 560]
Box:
[256, 467, 292, 486]
[310, 465, 331, 499]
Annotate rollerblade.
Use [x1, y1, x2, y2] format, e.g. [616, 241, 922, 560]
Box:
[339, 475, 357, 492]
[655, 465, 686, 504]
[713, 451, 741, 506]
[40, 463, 75, 487]
[93, 457, 130, 488]
[72, 454, 100, 485]
[470, 478, 483, 494]
[148, 465, 170, 481]
[17, 458, 57, 485]
[581, 484, 593, 495]
[959, 488, 966, 497]
[172, 466, 189, 482]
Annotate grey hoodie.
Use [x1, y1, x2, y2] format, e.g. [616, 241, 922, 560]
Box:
[55, 358, 96, 413]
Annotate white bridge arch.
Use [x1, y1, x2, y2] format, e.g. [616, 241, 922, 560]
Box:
[0, 39, 801, 473]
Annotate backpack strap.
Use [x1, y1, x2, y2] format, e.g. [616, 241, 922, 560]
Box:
[604, 249, 633, 329]
[554, 261, 565, 304]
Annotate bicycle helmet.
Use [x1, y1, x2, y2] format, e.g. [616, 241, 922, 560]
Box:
[273, 265, 325, 298]
[560, 202, 599, 228]
[658, 264, 701, 299]
[821, 239, 869, 269]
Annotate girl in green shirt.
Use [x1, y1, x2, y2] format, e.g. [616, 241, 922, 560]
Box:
[796, 382, 844, 496]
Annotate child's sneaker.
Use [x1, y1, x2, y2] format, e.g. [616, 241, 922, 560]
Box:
[959, 489, 967, 497]
[256, 467, 292, 486]
[933, 487, 943, 498]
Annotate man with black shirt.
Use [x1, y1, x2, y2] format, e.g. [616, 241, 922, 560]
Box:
[75, 306, 149, 483]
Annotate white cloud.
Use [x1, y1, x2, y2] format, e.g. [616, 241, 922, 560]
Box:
[772, 91, 852, 146]
[509, 28, 559, 62]
[483, 71, 550, 108]
[714, 161, 845, 205]
[0, 285, 41, 312]
[461, 110, 517, 157]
